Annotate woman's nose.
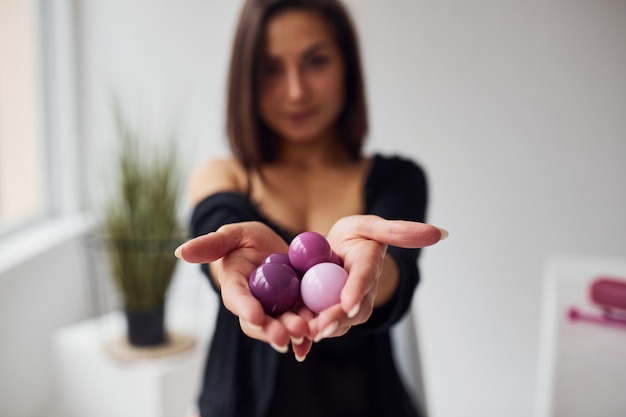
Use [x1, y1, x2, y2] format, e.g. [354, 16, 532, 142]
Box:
[285, 68, 305, 101]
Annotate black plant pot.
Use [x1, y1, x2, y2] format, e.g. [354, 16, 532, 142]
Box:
[125, 306, 166, 346]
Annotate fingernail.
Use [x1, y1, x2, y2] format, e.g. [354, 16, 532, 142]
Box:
[295, 353, 307, 362]
[348, 304, 360, 318]
[248, 323, 263, 332]
[174, 244, 184, 258]
[315, 321, 338, 343]
[437, 227, 449, 241]
[270, 341, 288, 354]
[322, 321, 338, 338]
[291, 336, 304, 345]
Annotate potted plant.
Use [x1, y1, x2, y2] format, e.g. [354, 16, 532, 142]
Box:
[96, 107, 185, 347]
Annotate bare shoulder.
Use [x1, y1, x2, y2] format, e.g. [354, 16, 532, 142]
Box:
[187, 157, 248, 205]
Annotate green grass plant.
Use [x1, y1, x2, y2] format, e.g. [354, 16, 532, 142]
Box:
[99, 107, 185, 312]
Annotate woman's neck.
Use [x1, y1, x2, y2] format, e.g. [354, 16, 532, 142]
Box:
[274, 134, 353, 171]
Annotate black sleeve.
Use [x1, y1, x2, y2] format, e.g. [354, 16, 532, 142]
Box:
[357, 155, 429, 333]
[189, 192, 262, 293]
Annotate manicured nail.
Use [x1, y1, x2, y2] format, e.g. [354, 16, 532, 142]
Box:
[295, 353, 307, 362]
[437, 227, 449, 241]
[248, 323, 263, 333]
[270, 342, 288, 354]
[291, 336, 304, 345]
[348, 304, 360, 319]
[315, 321, 338, 343]
[174, 244, 184, 258]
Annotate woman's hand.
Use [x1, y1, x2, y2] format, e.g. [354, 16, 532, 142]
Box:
[175, 221, 314, 360]
[175, 216, 446, 360]
[308, 215, 446, 343]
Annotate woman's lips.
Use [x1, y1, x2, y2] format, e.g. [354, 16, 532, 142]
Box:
[286, 109, 314, 123]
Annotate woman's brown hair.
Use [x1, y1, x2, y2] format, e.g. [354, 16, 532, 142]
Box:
[226, 0, 368, 172]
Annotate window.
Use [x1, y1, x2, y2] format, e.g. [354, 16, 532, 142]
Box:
[0, 0, 48, 232]
[0, 0, 80, 237]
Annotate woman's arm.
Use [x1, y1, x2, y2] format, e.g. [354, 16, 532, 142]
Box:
[308, 155, 447, 339]
[186, 159, 315, 358]
[188, 157, 247, 206]
[188, 157, 248, 289]
[362, 155, 432, 330]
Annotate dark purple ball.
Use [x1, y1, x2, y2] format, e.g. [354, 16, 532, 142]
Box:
[288, 231, 332, 274]
[263, 252, 292, 267]
[249, 263, 300, 316]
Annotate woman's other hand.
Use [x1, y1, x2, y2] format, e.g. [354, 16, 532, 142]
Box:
[309, 215, 447, 342]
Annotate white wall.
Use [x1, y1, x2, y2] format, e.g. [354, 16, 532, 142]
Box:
[47, 0, 626, 416]
[0, 217, 92, 417]
[348, 3, 626, 416]
[76, 0, 242, 213]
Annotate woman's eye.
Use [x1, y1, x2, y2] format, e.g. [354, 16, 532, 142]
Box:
[262, 63, 283, 77]
[307, 55, 329, 69]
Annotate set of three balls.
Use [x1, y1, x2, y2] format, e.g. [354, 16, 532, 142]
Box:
[248, 231, 348, 316]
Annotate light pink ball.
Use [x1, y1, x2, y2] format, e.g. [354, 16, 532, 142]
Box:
[300, 262, 348, 314]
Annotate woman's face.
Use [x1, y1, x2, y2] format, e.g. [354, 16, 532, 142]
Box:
[257, 9, 346, 145]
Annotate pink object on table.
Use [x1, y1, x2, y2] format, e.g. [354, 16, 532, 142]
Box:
[589, 276, 626, 313]
[566, 276, 626, 331]
[567, 306, 626, 330]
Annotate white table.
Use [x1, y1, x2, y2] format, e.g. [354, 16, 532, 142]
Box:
[52, 311, 210, 417]
[535, 255, 626, 417]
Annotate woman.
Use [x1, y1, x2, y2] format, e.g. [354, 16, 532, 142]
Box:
[175, 0, 447, 416]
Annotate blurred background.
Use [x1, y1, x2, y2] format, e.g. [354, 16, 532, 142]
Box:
[1, 0, 625, 416]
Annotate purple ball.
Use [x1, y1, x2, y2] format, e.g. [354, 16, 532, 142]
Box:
[249, 263, 300, 316]
[288, 231, 332, 274]
[300, 262, 348, 314]
[263, 252, 292, 267]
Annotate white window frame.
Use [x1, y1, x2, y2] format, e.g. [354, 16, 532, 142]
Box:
[39, 0, 81, 218]
[0, 0, 87, 272]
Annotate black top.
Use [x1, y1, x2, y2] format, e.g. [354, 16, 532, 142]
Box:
[190, 154, 428, 417]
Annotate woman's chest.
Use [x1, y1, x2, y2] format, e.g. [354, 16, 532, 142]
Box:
[252, 163, 368, 235]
